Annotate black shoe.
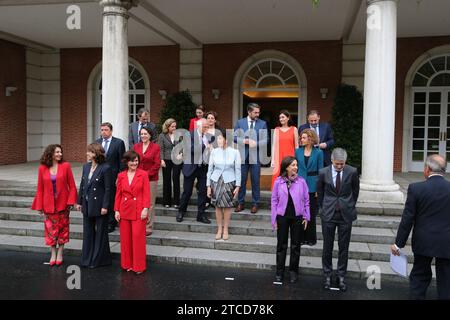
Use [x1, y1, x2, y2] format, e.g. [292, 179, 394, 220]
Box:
[107, 225, 116, 233]
[289, 271, 298, 284]
[275, 274, 283, 282]
[323, 276, 331, 290]
[176, 212, 184, 223]
[197, 216, 211, 224]
[337, 276, 347, 292]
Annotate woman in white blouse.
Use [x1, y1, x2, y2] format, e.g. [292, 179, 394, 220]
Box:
[207, 129, 241, 240]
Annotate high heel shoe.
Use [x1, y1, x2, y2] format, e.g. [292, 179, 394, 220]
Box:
[55, 260, 63, 266]
[222, 231, 229, 241]
[49, 260, 56, 266]
[215, 231, 222, 240]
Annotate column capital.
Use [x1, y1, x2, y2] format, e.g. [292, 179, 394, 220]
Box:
[99, 0, 139, 11]
[367, 0, 397, 5]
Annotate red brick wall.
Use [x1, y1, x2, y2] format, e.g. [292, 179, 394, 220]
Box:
[60, 45, 179, 162]
[394, 36, 450, 171]
[202, 41, 343, 130]
[0, 40, 26, 165]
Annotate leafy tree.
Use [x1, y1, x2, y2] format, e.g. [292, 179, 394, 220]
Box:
[157, 90, 196, 133]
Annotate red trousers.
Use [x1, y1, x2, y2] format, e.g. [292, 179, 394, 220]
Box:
[44, 209, 70, 246]
[119, 218, 147, 272]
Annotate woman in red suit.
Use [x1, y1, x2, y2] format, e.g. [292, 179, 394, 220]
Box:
[31, 144, 77, 266]
[188, 104, 205, 131]
[114, 150, 151, 274]
[133, 126, 161, 236]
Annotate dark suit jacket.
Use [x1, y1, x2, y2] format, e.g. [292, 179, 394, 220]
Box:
[182, 130, 207, 178]
[233, 117, 268, 164]
[77, 162, 112, 217]
[395, 175, 450, 259]
[129, 121, 157, 148]
[96, 136, 126, 180]
[317, 165, 360, 224]
[298, 122, 334, 165]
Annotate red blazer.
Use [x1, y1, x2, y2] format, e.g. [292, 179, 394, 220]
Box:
[133, 142, 161, 181]
[189, 117, 202, 131]
[114, 169, 151, 221]
[31, 162, 78, 214]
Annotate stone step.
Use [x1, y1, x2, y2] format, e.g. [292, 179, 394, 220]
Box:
[0, 234, 423, 281]
[0, 206, 402, 229]
[0, 215, 407, 247]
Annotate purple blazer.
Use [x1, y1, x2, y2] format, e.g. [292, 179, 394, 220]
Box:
[271, 176, 310, 228]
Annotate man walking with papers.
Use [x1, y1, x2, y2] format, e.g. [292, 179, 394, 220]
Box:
[391, 154, 450, 300]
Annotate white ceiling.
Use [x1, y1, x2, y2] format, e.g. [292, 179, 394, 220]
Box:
[0, 0, 449, 49]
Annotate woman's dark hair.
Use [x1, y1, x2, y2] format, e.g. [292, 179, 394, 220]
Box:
[196, 104, 206, 112]
[205, 111, 220, 128]
[87, 143, 106, 164]
[122, 150, 140, 166]
[40, 144, 64, 167]
[277, 109, 295, 127]
[139, 125, 153, 139]
[279, 156, 297, 178]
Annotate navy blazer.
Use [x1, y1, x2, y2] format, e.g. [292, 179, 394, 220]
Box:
[182, 130, 207, 178]
[295, 146, 324, 193]
[96, 136, 126, 180]
[395, 175, 450, 259]
[77, 162, 112, 217]
[233, 117, 268, 164]
[298, 122, 334, 165]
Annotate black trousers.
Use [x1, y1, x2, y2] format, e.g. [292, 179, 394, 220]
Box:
[108, 181, 117, 227]
[81, 214, 112, 268]
[162, 159, 182, 206]
[276, 215, 303, 275]
[410, 254, 450, 300]
[179, 165, 207, 219]
[301, 193, 317, 245]
[321, 211, 352, 277]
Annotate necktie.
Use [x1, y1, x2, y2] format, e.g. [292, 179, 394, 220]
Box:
[250, 121, 254, 130]
[103, 139, 110, 154]
[335, 171, 341, 194]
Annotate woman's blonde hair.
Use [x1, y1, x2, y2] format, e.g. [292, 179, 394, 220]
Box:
[162, 118, 177, 134]
[300, 128, 319, 146]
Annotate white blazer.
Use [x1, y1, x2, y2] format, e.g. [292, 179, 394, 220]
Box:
[207, 147, 241, 187]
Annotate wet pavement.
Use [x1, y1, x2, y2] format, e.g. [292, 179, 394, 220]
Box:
[0, 250, 438, 300]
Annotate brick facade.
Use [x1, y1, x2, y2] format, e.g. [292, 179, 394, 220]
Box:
[0, 39, 26, 165]
[60, 45, 179, 162]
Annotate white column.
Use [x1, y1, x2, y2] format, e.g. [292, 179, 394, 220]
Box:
[359, 0, 404, 204]
[100, 0, 137, 149]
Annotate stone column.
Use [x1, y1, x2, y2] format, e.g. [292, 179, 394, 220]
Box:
[100, 0, 137, 148]
[359, 0, 404, 204]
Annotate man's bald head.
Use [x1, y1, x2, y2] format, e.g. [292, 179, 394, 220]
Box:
[425, 154, 446, 175]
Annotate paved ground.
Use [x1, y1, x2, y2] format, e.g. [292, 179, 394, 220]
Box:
[0, 250, 438, 300]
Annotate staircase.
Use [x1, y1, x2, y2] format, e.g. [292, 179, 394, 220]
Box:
[0, 180, 416, 282]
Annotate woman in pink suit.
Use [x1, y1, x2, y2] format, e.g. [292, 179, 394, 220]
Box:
[31, 144, 77, 266]
[114, 150, 151, 274]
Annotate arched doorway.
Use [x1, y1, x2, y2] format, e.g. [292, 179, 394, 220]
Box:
[232, 50, 307, 129]
[407, 54, 450, 171]
[87, 59, 150, 142]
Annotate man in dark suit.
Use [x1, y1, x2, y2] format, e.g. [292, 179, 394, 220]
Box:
[128, 108, 156, 148]
[233, 103, 268, 214]
[298, 110, 334, 166]
[96, 122, 126, 233]
[391, 155, 450, 300]
[317, 148, 360, 292]
[177, 118, 211, 224]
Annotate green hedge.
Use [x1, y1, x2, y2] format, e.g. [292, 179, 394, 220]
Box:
[157, 90, 197, 133]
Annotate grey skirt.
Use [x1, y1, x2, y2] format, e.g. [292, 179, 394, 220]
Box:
[211, 176, 237, 208]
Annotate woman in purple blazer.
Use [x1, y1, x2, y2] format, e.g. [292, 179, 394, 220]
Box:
[271, 156, 310, 284]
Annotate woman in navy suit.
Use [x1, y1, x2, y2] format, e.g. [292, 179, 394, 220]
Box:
[76, 143, 112, 268]
[295, 128, 323, 246]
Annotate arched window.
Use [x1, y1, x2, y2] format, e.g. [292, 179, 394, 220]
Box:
[412, 55, 450, 87]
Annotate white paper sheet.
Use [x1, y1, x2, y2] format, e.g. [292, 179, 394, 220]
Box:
[390, 252, 408, 278]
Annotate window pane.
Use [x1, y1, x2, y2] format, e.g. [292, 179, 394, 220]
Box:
[129, 95, 134, 103]
[414, 104, 425, 115]
[418, 62, 435, 78]
[258, 61, 271, 75]
[129, 81, 134, 90]
[258, 76, 283, 88]
[272, 61, 284, 75]
[242, 76, 257, 88]
[413, 128, 424, 139]
[430, 73, 450, 87]
[247, 66, 261, 80]
[429, 92, 441, 103]
[447, 56, 450, 71]
[412, 152, 423, 161]
[427, 140, 440, 151]
[414, 116, 425, 126]
[429, 104, 441, 115]
[428, 128, 440, 139]
[285, 75, 299, 87]
[431, 56, 446, 72]
[413, 139, 424, 150]
[130, 68, 142, 83]
[414, 92, 426, 103]
[413, 74, 428, 86]
[428, 116, 440, 127]
[280, 66, 294, 81]
[135, 79, 145, 89]
[136, 95, 144, 104]
[98, 80, 102, 90]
